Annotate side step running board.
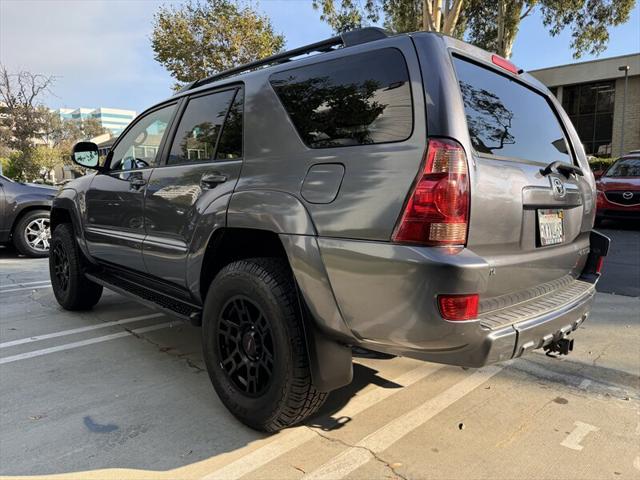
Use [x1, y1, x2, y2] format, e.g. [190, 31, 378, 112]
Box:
[85, 271, 202, 325]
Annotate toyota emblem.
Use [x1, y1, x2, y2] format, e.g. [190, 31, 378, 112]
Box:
[551, 177, 566, 198]
[623, 191, 633, 200]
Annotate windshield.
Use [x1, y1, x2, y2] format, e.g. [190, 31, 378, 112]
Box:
[605, 157, 640, 177]
[453, 56, 572, 164]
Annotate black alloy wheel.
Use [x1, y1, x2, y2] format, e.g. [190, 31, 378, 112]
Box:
[218, 296, 275, 397]
[51, 243, 70, 292]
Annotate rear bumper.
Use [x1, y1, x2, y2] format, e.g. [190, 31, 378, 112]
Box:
[478, 286, 594, 366]
[315, 236, 601, 368]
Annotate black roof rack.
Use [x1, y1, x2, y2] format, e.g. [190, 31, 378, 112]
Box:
[178, 27, 389, 93]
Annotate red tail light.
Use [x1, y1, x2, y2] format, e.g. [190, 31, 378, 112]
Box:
[392, 138, 470, 245]
[491, 54, 519, 74]
[596, 256, 605, 274]
[438, 294, 479, 321]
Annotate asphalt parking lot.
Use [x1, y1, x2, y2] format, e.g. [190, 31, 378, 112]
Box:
[1, 225, 638, 480]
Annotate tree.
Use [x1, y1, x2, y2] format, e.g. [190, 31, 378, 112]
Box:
[0, 65, 56, 180]
[31, 145, 65, 179]
[0, 65, 55, 153]
[151, 0, 285, 90]
[313, 0, 465, 36]
[313, 0, 634, 58]
[42, 113, 108, 159]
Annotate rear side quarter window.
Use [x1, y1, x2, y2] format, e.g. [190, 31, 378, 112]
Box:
[269, 48, 413, 148]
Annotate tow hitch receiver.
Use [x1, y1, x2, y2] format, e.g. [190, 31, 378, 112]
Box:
[544, 338, 574, 357]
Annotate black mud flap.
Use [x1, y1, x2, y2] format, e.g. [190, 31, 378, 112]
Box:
[295, 287, 353, 393]
[580, 230, 611, 283]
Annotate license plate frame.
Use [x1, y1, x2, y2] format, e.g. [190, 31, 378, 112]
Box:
[537, 209, 564, 247]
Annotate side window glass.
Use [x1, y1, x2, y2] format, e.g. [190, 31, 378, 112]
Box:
[269, 48, 413, 148]
[168, 89, 236, 165]
[215, 88, 244, 160]
[110, 104, 176, 171]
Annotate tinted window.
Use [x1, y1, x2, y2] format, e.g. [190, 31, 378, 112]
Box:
[453, 57, 572, 164]
[110, 104, 176, 171]
[562, 81, 615, 156]
[270, 48, 412, 148]
[168, 89, 236, 165]
[605, 157, 640, 177]
[216, 88, 244, 160]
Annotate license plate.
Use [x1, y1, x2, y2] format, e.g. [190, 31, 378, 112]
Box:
[537, 209, 564, 246]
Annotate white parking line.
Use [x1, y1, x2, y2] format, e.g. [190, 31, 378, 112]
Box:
[561, 421, 599, 451]
[203, 363, 445, 480]
[0, 283, 52, 294]
[0, 321, 176, 365]
[303, 365, 504, 480]
[0, 280, 51, 289]
[0, 313, 164, 349]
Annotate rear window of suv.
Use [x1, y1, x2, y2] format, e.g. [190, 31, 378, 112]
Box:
[453, 56, 572, 164]
[270, 48, 413, 148]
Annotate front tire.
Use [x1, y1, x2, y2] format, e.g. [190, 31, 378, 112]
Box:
[49, 223, 103, 310]
[202, 258, 327, 432]
[13, 209, 51, 258]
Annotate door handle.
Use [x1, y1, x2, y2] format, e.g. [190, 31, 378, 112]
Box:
[129, 178, 147, 189]
[200, 173, 227, 189]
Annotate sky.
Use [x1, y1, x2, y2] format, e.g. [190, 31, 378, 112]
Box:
[1, 0, 639, 114]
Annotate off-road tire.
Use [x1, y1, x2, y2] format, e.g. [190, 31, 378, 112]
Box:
[13, 209, 51, 258]
[202, 258, 327, 432]
[49, 223, 103, 310]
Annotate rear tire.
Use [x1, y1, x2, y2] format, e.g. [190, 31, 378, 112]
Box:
[13, 209, 51, 258]
[202, 258, 327, 432]
[49, 223, 103, 310]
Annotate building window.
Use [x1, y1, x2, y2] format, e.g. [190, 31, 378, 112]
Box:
[562, 81, 615, 157]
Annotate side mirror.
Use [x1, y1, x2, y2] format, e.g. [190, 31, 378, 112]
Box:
[71, 142, 100, 169]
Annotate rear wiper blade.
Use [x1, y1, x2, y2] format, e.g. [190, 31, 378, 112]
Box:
[540, 160, 584, 178]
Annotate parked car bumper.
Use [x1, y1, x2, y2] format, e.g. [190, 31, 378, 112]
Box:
[596, 192, 640, 220]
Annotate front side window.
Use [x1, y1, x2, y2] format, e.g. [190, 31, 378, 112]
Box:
[168, 89, 237, 165]
[109, 104, 176, 171]
[269, 48, 413, 148]
[453, 56, 572, 164]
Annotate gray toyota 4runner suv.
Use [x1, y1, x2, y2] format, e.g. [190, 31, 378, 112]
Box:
[51, 28, 609, 432]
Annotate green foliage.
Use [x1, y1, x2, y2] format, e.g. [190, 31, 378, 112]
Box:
[539, 0, 635, 58]
[312, 0, 380, 33]
[0, 151, 21, 179]
[43, 113, 108, 160]
[151, 0, 285, 90]
[31, 145, 64, 174]
[588, 156, 615, 172]
[313, 0, 635, 59]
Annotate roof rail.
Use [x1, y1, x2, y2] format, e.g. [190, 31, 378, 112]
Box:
[178, 27, 389, 93]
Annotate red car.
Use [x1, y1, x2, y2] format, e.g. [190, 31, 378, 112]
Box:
[595, 155, 640, 225]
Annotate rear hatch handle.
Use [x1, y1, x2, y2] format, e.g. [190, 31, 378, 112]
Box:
[540, 161, 584, 179]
